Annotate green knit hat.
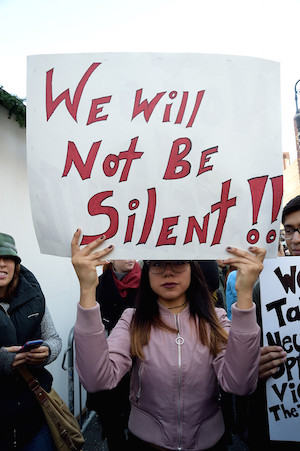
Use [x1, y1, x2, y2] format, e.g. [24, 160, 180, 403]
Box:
[0, 233, 21, 263]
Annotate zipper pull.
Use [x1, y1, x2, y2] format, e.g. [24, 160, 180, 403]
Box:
[175, 335, 184, 346]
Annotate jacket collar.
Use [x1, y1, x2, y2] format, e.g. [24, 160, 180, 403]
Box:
[8, 265, 45, 313]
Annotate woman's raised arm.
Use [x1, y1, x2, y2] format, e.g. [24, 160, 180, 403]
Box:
[71, 229, 114, 308]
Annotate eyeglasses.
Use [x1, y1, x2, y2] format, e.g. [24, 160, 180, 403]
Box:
[147, 261, 190, 274]
[284, 226, 300, 240]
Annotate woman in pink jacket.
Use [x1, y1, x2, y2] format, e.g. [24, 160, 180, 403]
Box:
[72, 230, 265, 451]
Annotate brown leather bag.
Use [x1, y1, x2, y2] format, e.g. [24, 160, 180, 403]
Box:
[18, 365, 85, 450]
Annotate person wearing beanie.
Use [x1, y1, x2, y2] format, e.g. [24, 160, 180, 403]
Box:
[0, 232, 62, 450]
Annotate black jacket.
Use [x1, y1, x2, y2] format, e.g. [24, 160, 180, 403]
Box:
[96, 267, 137, 333]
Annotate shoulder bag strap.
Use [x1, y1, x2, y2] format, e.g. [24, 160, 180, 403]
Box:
[17, 365, 76, 449]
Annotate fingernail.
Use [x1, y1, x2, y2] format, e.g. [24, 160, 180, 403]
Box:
[227, 246, 232, 250]
[108, 245, 113, 249]
[100, 235, 104, 239]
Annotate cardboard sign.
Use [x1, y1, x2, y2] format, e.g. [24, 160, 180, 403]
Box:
[260, 257, 300, 442]
[27, 53, 283, 258]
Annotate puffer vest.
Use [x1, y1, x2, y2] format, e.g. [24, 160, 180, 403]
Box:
[0, 266, 53, 449]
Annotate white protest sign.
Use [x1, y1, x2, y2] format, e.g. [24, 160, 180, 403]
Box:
[27, 53, 283, 258]
[260, 256, 300, 442]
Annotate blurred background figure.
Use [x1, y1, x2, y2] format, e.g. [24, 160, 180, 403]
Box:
[86, 259, 141, 451]
[217, 260, 230, 310]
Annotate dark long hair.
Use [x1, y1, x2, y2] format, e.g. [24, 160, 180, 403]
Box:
[0, 261, 20, 301]
[130, 261, 228, 359]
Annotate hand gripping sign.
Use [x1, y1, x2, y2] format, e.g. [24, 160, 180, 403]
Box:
[26, 53, 283, 259]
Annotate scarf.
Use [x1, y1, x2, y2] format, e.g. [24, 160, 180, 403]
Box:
[111, 262, 141, 297]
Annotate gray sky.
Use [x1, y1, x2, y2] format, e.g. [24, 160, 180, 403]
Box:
[1, 0, 300, 161]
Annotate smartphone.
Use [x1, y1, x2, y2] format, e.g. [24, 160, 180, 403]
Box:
[17, 339, 43, 353]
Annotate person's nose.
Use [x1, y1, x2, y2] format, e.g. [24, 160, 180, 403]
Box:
[0, 258, 6, 267]
[163, 263, 174, 276]
[291, 229, 300, 244]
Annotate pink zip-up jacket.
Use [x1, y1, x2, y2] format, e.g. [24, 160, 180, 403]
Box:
[75, 302, 260, 451]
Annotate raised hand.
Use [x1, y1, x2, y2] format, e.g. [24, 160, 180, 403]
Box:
[71, 229, 114, 307]
[223, 246, 266, 310]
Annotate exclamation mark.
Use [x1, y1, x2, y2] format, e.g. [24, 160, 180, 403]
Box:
[265, 175, 284, 244]
[247, 176, 268, 244]
[270, 176, 283, 223]
[247, 175, 283, 245]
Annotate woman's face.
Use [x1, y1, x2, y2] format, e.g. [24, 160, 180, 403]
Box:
[112, 260, 136, 273]
[148, 261, 191, 307]
[0, 257, 16, 297]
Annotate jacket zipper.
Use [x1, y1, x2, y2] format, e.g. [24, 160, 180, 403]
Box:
[174, 313, 184, 451]
[136, 362, 143, 405]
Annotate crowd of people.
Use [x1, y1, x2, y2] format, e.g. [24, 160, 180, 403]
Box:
[1, 194, 300, 450]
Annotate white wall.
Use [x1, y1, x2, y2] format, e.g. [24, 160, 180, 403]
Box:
[0, 105, 82, 412]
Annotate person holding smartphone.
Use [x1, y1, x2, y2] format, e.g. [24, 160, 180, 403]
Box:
[0, 233, 62, 450]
